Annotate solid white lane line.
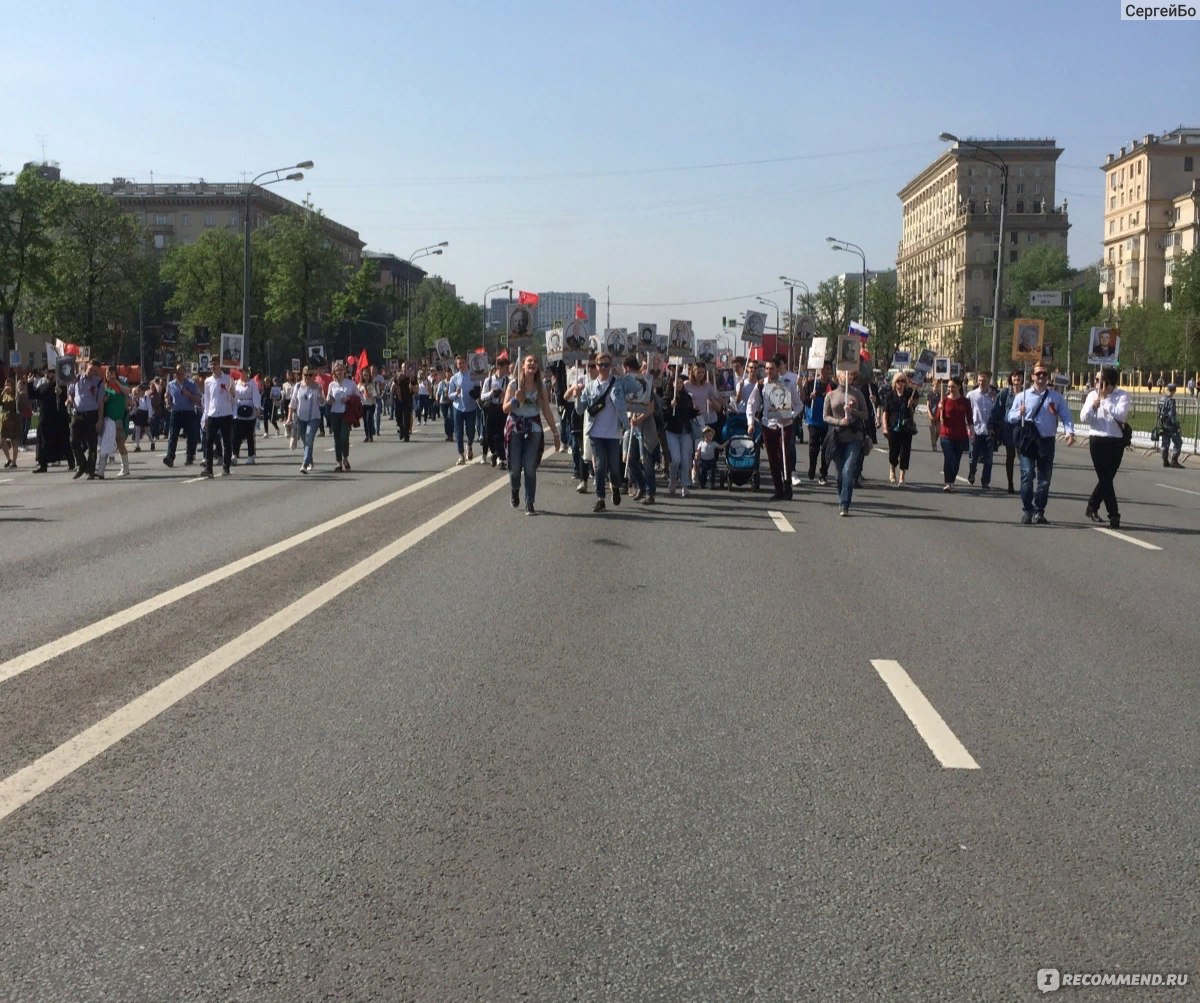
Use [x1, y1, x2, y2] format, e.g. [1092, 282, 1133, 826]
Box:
[0, 475, 507, 824]
[768, 510, 795, 533]
[182, 476, 206, 484]
[1092, 527, 1162, 551]
[0, 479, 12, 485]
[0, 465, 464, 686]
[870, 659, 979, 770]
[1156, 482, 1200, 496]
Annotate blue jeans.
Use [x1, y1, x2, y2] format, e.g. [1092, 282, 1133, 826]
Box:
[442, 402, 454, 439]
[940, 436, 969, 485]
[836, 439, 863, 508]
[1018, 439, 1057, 514]
[590, 436, 622, 499]
[299, 418, 320, 467]
[508, 421, 543, 506]
[453, 407, 477, 454]
[968, 435, 994, 486]
[665, 429, 693, 490]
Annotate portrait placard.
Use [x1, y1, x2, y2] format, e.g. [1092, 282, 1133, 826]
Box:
[507, 303, 534, 349]
[914, 349, 935, 376]
[561, 319, 590, 363]
[892, 350, 912, 369]
[1012, 318, 1044, 362]
[695, 339, 717, 366]
[604, 328, 627, 357]
[933, 357, 951, 380]
[742, 311, 766, 345]
[836, 334, 861, 372]
[306, 344, 327, 368]
[808, 336, 829, 370]
[434, 338, 452, 362]
[7, 349, 20, 367]
[218, 334, 243, 370]
[388, 358, 400, 373]
[198, 353, 212, 373]
[637, 323, 657, 349]
[161, 323, 179, 345]
[1086, 326, 1120, 366]
[668, 319, 693, 355]
[290, 357, 301, 372]
[545, 330, 564, 362]
[654, 332, 669, 354]
[467, 352, 490, 380]
[56, 355, 76, 383]
[79, 345, 91, 362]
[762, 381, 795, 424]
[588, 335, 604, 356]
[624, 373, 652, 415]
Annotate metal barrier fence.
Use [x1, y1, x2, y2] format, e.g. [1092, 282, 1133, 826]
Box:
[1065, 391, 1199, 455]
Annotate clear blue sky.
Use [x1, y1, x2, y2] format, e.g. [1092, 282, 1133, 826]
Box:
[4, 0, 1197, 335]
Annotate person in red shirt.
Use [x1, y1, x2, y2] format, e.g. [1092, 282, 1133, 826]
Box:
[933, 376, 973, 492]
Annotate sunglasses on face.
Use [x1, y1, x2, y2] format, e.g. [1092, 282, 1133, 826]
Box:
[597, 363, 611, 370]
[1033, 372, 1048, 378]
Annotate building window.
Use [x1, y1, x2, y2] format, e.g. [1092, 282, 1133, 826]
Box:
[180, 213, 190, 226]
[1034, 184, 1042, 195]
[1016, 201, 1024, 213]
[153, 234, 165, 249]
[1110, 196, 1116, 209]
[1186, 156, 1194, 172]
[204, 214, 216, 227]
[984, 185, 991, 195]
[1035, 167, 1042, 177]
[1011, 231, 1019, 244]
[229, 213, 239, 226]
[1015, 183, 1025, 194]
[1109, 220, 1115, 234]
[154, 213, 168, 226]
[1028, 233, 1038, 243]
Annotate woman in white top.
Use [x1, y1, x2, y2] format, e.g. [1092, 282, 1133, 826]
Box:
[502, 355, 560, 515]
[288, 368, 324, 473]
[231, 373, 261, 465]
[131, 386, 153, 452]
[683, 364, 725, 435]
[358, 367, 377, 443]
[324, 361, 359, 472]
[1080, 364, 1131, 529]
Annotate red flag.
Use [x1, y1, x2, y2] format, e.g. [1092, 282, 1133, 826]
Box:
[575, 304, 587, 321]
[518, 291, 539, 306]
[230, 367, 244, 381]
[357, 348, 369, 372]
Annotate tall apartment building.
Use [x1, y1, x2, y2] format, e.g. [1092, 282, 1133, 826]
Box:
[486, 291, 597, 335]
[897, 139, 1070, 355]
[95, 177, 364, 267]
[1099, 127, 1200, 311]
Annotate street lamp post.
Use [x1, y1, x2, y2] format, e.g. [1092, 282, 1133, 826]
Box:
[482, 280, 513, 357]
[756, 297, 781, 336]
[939, 132, 1008, 376]
[781, 276, 811, 370]
[243, 161, 312, 373]
[826, 237, 868, 326]
[404, 242, 448, 363]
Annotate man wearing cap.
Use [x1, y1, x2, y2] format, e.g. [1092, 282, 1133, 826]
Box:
[1158, 383, 1183, 468]
[481, 356, 511, 468]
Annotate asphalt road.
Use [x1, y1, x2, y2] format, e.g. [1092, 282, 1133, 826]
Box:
[0, 413, 1196, 1001]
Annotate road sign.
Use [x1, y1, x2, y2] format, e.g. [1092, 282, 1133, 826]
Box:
[1030, 290, 1063, 307]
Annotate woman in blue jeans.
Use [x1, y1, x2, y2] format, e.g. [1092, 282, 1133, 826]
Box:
[933, 376, 972, 492]
[502, 355, 561, 515]
[822, 371, 869, 516]
[288, 368, 324, 474]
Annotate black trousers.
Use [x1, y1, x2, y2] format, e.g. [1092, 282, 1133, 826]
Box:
[485, 404, 506, 462]
[807, 425, 829, 478]
[205, 415, 233, 473]
[887, 430, 914, 471]
[1087, 436, 1124, 518]
[71, 410, 99, 474]
[232, 417, 256, 458]
[762, 424, 795, 495]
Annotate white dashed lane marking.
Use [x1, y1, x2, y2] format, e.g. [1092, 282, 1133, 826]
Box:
[1092, 527, 1161, 551]
[768, 510, 795, 533]
[871, 659, 979, 770]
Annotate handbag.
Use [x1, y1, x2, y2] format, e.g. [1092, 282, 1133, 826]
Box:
[236, 403, 255, 420]
[1015, 392, 1049, 459]
[586, 379, 615, 418]
[1119, 421, 1133, 449]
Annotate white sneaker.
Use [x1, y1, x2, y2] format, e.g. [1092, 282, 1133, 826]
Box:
[246, 457, 255, 465]
[300, 464, 308, 474]
[456, 456, 466, 466]
[790, 473, 802, 486]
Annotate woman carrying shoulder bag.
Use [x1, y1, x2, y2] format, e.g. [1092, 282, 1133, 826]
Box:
[502, 355, 560, 515]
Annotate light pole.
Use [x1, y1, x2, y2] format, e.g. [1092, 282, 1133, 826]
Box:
[756, 297, 781, 336]
[482, 280, 513, 357]
[781, 277, 811, 371]
[940, 132, 1008, 376]
[243, 161, 312, 372]
[404, 242, 448, 363]
[826, 237, 868, 326]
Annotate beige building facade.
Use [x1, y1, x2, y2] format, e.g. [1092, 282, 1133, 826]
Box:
[95, 178, 364, 266]
[897, 139, 1070, 357]
[1099, 127, 1200, 311]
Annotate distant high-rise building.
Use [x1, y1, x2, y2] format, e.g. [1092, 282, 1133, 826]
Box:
[897, 139, 1070, 356]
[1099, 127, 1200, 311]
[487, 291, 597, 337]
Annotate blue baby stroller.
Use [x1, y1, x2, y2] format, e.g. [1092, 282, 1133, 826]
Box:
[717, 412, 761, 491]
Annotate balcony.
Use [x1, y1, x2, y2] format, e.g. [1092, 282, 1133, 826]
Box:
[1099, 267, 1114, 292]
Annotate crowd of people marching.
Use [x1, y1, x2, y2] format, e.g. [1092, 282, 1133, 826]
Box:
[2, 347, 1190, 527]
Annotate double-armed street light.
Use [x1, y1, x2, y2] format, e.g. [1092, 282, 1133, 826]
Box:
[826, 236, 868, 326]
[781, 276, 812, 369]
[405, 242, 449, 363]
[940, 132, 1008, 376]
[243, 160, 312, 372]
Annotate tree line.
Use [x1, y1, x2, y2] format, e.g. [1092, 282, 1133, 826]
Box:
[0, 164, 482, 372]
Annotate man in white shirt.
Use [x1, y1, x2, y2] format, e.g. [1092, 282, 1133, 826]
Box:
[966, 370, 996, 490]
[747, 359, 802, 501]
[201, 363, 234, 478]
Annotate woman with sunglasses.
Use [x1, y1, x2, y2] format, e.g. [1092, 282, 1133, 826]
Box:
[288, 368, 324, 473]
[879, 371, 918, 486]
[502, 355, 560, 514]
[325, 361, 359, 472]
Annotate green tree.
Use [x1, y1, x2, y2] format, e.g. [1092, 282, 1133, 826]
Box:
[261, 200, 347, 346]
[810, 276, 860, 343]
[1171, 249, 1200, 377]
[406, 276, 481, 359]
[1115, 302, 1182, 374]
[0, 165, 54, 358]
[160, 228, 246, 340]
[22, 181, 150, 358]
[865, 274, 927, 366]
